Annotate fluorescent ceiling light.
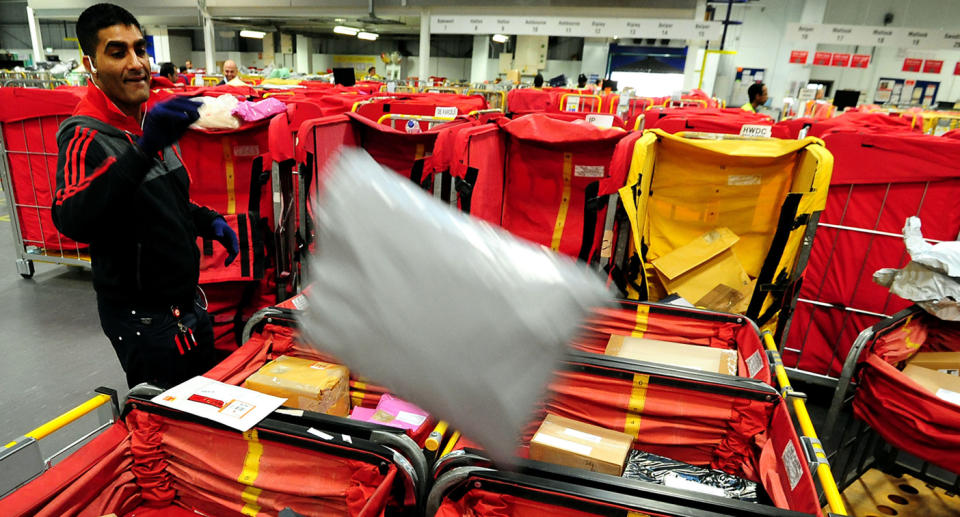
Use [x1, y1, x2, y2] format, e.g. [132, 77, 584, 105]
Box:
[240, 30, 265, 39]
[358, 31, 379, 40]
[334, 25, 360, 36]
[492, 34, 509, 43]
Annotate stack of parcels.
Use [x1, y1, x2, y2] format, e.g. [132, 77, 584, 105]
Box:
[605, 335, 738, 376]
[242, 355, 350, 416]
[902, 351, 960, 406]
[647, 227, 755, 314]
[529, 414, 761, 502]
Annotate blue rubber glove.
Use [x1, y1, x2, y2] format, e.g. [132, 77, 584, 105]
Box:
[137, 97, 200, 156]
[211, 217, 239, 266]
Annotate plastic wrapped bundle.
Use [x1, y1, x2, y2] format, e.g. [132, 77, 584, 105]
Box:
[622, 450, 760, 502]
[299, 148, 610, 465]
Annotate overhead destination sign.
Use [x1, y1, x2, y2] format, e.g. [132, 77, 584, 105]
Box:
[430, 15, 724, 40]
[786, 23, 960, 50]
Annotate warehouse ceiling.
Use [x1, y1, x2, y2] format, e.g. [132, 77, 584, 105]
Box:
[17, 0, 698, 33]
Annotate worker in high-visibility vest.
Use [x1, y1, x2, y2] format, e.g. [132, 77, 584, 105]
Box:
[741, 82, 767, 113]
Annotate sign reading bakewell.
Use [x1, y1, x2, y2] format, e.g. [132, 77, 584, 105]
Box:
[789, 50, 808, 64]
[902, 58, 923, 72]
[923, 59, 944, 73]
[850, 54, 870, 68]
[831, 53, 851, 67]
[813, 52, 832, 65]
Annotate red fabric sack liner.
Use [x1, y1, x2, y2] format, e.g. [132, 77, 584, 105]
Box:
[573, 305, 773, 385]
[852, 312, 960, 475]
[502, 113, 626, 146]
[1, 105, 86, 252]
[520, 364, 822, 516]
[206, 313, 434, 445]
[0, 87, 85, 122]
[435, 485, 658, 517]
[5, 406, 400, 517]
[781, 131, 960, 375]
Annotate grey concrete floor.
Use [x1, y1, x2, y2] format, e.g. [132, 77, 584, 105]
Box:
[0, 189, 127, 461]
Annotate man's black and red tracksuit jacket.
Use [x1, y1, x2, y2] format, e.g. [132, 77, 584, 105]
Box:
[52, 83, 219, 307]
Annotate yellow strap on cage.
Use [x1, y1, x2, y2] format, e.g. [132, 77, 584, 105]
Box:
[550, 153, 573, 251]
[351, 380, 367, 407]
[222, 138, 237, 215]
[238, 429, 264, 516]
[631, 305, 649, 338]
[415, 144, 425, 161]
[624, 374, 648, 437]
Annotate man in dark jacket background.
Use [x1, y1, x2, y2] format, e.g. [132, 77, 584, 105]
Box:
[53, 3, 238, 388]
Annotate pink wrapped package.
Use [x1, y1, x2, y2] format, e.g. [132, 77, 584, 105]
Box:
[348, 393, 429, 431]
[231, 97, 288, 122]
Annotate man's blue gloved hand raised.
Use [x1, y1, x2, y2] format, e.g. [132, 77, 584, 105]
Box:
[137, 97, 200, 156]
[211, 217, 239, 267]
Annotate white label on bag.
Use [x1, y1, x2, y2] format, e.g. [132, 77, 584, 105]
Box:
[532, 433, 592, 456]
[233, 144, 260, 157]
[585, 114, 614, 128]
[575, 165, 605, 178]
[307, 428, 333, 440]
[935, 388, 960, 406]
[563, 427, 603, 443]
[341, 434, 353, 443]
[291, 294, 309, 310]
[662, 472, 727, 497]
[782, 441, 803, 490]
[739, 124, 772, 138]
[565, 96, 580, 112]
[435, 106, 458, 118]
[746, 351, 764, 378]
[938, 368, 960, 376]
[396, 410, 427, 426]
[728, 175, 761, 186]
[797, 125, 810, 139]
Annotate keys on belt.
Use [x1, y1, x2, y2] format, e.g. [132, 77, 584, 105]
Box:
[171, 305, 197, 355]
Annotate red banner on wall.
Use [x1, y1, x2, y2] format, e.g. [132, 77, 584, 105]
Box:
[850, 54, 870, 68]
[813, 52, 832, 66]
[789, 50, 809, 64]
[831, 53, 851, 67]
[955, 62, 960, 75]
[902, 58, 923, 72]
[923, 59, 943, 74]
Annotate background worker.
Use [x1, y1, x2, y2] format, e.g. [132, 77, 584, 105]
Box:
[741, 82, 768, 113]
[53, 3, 239, 388]
[218, 59, 240, 85]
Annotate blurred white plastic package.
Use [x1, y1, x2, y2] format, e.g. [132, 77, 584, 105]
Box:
[874, 216, 960, 321]
[299, 148, 610, 465]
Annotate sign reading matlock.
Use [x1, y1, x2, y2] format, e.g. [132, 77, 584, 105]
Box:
[431, 15, 723, 40]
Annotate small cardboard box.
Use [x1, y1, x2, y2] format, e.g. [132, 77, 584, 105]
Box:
[605, 335, 738, 376]
[243, 355, 350, 416]
[651, 228, 751, 312]
[908, 351, 960, 376]
[902, 364, 960, 406]
[529, 414, 633, 476]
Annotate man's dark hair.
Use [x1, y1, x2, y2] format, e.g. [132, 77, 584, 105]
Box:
[577, 73, 587, 88]
[76, 3, 142, 57]
[159, 62, 177, 78]
[533, 73, 544, 87]
[368, 66, 376, 73]
[179, 65, 187, 73]
[748, 82, 765, 102]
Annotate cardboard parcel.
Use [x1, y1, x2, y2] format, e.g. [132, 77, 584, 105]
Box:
[650, 228, 753, 313]
[606, 335, 738, 375]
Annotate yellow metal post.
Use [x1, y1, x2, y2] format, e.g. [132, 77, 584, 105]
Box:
[762, 331, 848, 516]
[698, 49, 737, 90]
